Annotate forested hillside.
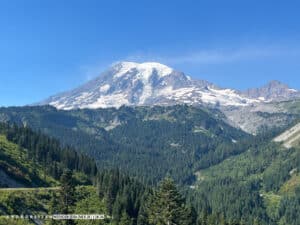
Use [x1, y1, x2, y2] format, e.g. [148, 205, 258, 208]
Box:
[0, 123, 210, 225]
[0, 106, 299, 224]
[0, 105, 250, 184]
[0, 123, 97, 188]
[189, 127, 300, 225]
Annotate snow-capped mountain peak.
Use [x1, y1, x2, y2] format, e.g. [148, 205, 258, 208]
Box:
[39, 62, 299, 110]
[113, 61, 174, 80]
[109, 62, 176, 104]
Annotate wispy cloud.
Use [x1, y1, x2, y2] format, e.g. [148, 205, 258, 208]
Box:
[79, 63, 112, 81]
[78, 45, 300, 81]
[124, 46, 300, 65]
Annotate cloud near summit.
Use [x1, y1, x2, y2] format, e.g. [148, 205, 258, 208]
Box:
[125, 45, 300, 65]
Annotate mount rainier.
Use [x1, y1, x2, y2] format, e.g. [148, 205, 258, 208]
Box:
[40, 61, 299, 110]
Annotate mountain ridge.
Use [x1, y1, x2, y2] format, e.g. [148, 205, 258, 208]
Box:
[243, 80, 300, 101]
[39, 61, 300, 110]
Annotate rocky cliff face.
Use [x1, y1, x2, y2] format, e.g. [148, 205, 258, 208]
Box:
[243, 80, 300, 101]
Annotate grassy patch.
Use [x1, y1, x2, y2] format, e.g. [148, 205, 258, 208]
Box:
[262, 191, 282, 221]
[0, 135, 57, 187]
[279, 173, 300, 195]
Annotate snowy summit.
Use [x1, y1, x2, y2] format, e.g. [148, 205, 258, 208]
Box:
[39, 62, 299, 110]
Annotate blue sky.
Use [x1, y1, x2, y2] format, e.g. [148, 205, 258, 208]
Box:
[1, 0, 300, 106]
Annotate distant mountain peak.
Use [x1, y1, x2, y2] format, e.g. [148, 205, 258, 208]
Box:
[266, 80, 289, 88]
[243, 80, 299, 101]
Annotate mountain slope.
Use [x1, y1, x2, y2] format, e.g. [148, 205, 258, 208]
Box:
[222, 99, 300, 134]
[40, 62, 262, 109]
[0, 105, 250, 184]
[274, 122, 300, 148]
[0, 135, 55, 188]
[0, 124, 149, 225]
[193, 129, 300, 224]
[0, 123, 97, 188]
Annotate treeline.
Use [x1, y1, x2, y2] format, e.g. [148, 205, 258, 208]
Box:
[96, 169, 147, 223]
[0, 123, 97, 183]
[94, 171, 253, 225]
[187, 178, 269, 225]
[54, 169, 245, 225]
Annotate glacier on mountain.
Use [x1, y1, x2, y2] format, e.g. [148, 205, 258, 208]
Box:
[39, 62, 299, 110]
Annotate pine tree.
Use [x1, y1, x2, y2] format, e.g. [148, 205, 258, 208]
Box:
[58, 169, 76, 225]
[49, 193, 60, 225]
[137, 199, 150, 225]
[119, 211, 133, 225]
[146, 178, 193, 225]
